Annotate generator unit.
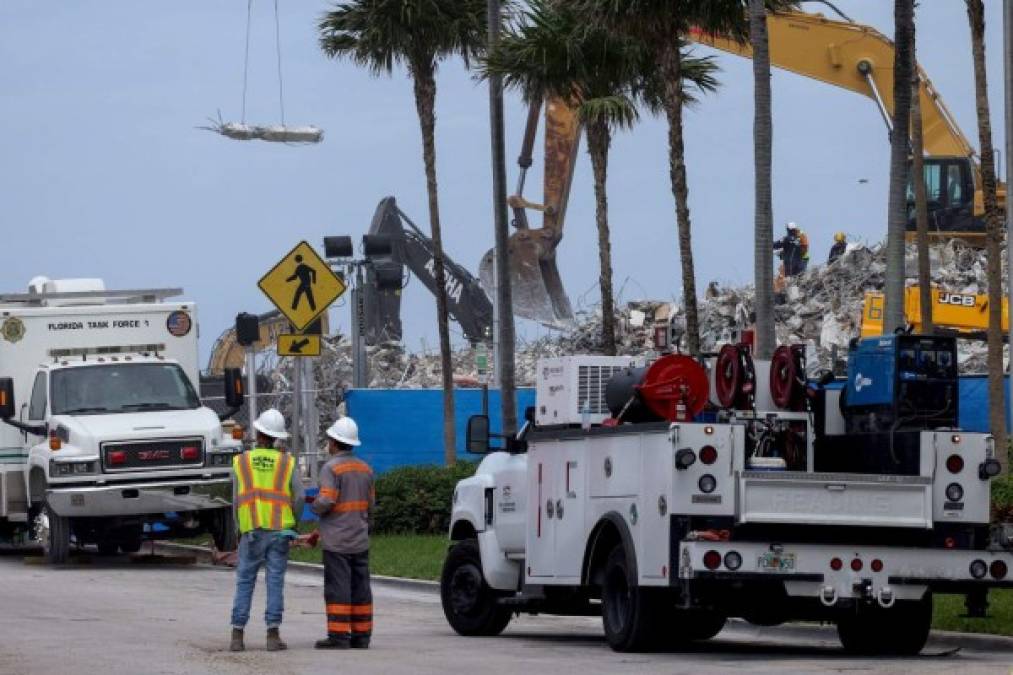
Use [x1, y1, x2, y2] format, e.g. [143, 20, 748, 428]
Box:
[534, 355, 639, 427]
[844, 334, 958, 433]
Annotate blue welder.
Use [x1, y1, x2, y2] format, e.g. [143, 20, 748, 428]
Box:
[843, 334, 959, 434]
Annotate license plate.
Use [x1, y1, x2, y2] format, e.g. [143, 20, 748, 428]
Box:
[757, 551, 796, 573]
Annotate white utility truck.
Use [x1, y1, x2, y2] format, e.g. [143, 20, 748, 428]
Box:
[0, 278, 245, 562]
[442, 337, 1013, 655]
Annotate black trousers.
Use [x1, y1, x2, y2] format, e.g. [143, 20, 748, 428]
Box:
[324, 550, 372, 642]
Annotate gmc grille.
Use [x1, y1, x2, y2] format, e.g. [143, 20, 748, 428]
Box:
[101, 438, 205, 473]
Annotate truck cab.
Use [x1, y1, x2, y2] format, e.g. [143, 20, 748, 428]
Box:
[0, 279, 244, 562]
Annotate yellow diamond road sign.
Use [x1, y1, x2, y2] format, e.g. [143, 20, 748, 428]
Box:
[277, 334, 321, 357]
[258, 241, 346, 331]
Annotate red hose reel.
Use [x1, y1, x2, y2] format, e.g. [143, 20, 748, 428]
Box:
[635, 354, 710, 422]
[714, 343, 756, 410]
[770, 344, 807, 411]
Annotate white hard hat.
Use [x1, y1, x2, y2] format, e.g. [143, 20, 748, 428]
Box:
[786, 221, 798, 231]
[326, 417, 361, 446]
[253, 408, 290, 440]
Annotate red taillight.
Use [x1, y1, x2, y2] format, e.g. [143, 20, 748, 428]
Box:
[703, 550, 722, 570]
[946, 454, 964, 474]
[851, 558, 863, 572]
[871, 559, 884, 573]
[991, 560, 1008, 580]
[699, 445, 718, 465]
[944, 537, 957, 549]
[180, 446, 200, 461]
[830, 557, 843, 571]
[108, 450, 127, 466]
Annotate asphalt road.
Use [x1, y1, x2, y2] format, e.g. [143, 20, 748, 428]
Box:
[1, 552, 1012, 675]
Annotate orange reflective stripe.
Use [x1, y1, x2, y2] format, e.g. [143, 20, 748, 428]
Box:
[332, 500, 369, 513]
[239, 454, 261, 529]
[319, 487, 339, 500]
[327, 603, 353, 615]
[332, 461, 370, 476]
[327, 622, 352, 633]
[350, 604, 372, 616]
[273, 454, 292, 493]
[351, 621, 373, 632]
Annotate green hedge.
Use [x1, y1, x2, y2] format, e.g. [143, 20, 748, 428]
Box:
[993, 476, 1013, 523]
[373, 461, 478, 535]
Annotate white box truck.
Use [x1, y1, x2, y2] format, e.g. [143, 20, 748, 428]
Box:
[0, 278, 245, 562]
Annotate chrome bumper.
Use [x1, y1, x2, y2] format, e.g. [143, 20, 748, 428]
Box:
[46, 477, 232, 517]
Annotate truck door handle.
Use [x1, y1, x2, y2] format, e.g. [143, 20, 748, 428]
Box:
[825, 484, 847, 492]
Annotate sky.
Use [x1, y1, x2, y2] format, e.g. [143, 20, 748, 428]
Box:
[0, 1, 1009, 368]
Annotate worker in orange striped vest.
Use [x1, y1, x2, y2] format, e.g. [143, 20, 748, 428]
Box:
[229, 408, 305, 653]
[312, 416, 375, 649]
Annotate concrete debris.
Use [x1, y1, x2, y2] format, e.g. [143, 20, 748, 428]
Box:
[266, 240, 1005, 422]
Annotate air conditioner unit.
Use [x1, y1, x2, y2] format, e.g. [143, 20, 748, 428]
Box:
[535, 356, 640, 427]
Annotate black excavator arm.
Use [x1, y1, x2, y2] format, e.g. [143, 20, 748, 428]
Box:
[363, 197, 494, 346]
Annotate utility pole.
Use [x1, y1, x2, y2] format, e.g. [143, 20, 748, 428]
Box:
[1005, 0, 1013, 442]
[245, 347, 257, 433]
[488, 0, 517, 435]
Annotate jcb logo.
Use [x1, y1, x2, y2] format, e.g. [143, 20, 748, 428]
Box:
[937, 293, 975, 307]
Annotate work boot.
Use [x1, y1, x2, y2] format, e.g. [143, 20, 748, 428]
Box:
[265, 627, 287, 651]
[350, 637, 370, 650]
[314, 636, 351, 650]
[229, 628, 244, 652]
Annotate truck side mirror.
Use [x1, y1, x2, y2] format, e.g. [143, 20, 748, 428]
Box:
[223, 368, 245, 409]
[466, 415, 490, 454]
[0, 378, 14, 419]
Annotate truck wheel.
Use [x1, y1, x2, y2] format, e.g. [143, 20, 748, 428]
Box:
[209, 509, 237, 552]
[35, 504, 71, 564]
[119, 529, 144, 554]
[601, 546, 659, 652]
[440, 539, 511, 636]
[837, 594, 931, 656]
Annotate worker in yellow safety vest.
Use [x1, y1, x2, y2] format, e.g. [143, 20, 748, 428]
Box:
[229, 408, 304, 653]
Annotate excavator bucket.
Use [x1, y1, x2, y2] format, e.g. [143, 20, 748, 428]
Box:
[480, 97, 579, 328]
[479, 243, 573, 328]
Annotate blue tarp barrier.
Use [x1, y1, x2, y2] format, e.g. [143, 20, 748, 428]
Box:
[344, 388, 536, 474]
[958, 375, 1011, 433]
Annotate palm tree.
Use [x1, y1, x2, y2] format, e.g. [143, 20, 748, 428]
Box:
[576, 1, 788, 356]
[749, 0, 774, 360]
[884, 0, 914, 333]
[482, 1, 717, 356]
[965, 0, 1008, 471]
[910, 23, 933, 335]
[319, 0, 487, 466]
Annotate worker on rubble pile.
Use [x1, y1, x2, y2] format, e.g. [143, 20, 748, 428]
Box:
[828, 231, 847, 264]
[229, 409, 305, 653]
[312, 417, 376, 650]
[773, 222, 810, 276]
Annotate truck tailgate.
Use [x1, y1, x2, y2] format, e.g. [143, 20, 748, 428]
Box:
[737, 471, 932, 529]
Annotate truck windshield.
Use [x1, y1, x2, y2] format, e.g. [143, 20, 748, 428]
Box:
[50, 363, 200, 415]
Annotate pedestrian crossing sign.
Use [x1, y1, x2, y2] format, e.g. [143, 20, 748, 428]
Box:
[258, 241, 346, 331]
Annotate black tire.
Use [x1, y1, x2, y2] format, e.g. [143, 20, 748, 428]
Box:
[119, 536, 143, 554]
[440, 539, 511, 636]
[601, 545, 659, 652]
[42, 504, 71, 565]
[209, 509, 238, 552]
[837, 593, 932, 656]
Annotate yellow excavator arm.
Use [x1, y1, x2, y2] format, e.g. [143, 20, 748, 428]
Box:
[688, 9, 1004, 235]
[861, 287, 1008, 340]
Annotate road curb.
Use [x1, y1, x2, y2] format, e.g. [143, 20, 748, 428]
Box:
[155, 542, 440, 594]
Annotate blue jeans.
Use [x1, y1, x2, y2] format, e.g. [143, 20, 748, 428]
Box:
[230, 530, 290, 629]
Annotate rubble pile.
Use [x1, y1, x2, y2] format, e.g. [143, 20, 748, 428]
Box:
[267, 239, 1003, 415]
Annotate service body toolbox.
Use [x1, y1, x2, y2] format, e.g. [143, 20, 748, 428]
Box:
[0, 278, 244, 562]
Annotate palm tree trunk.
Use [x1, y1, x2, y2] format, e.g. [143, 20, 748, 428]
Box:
[659, 41, 700, 356]
[585, 118, 617, 355]
[750, 0, 775, 360]
[966, 0, 1008, 470]
[911, 66, 933, 334]
[412, 64, 457, 465]
[885, 0, 914, 333]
